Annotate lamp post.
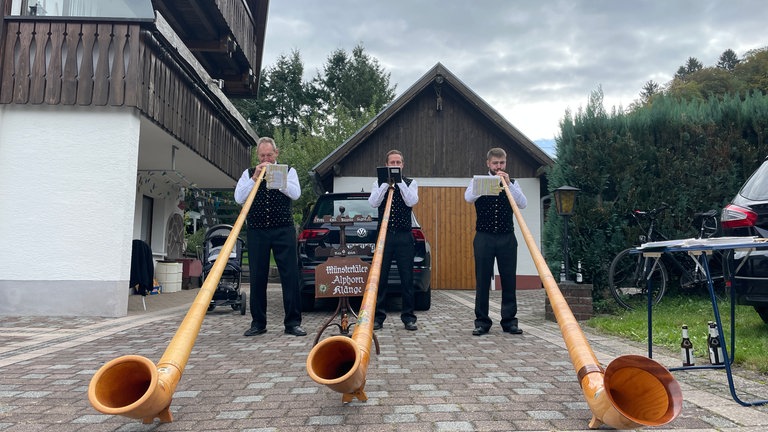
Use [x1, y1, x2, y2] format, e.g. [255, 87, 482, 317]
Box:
[554, 185, 580, 282]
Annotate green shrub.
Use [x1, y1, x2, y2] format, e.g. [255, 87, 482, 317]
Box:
[185, 228, 205, 257]
[545, 90, 768, 303]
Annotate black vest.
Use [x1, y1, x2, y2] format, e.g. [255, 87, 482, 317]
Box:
[245, 167, 293, 229]
[474, 191, 514, 234]
[378, 178, 413, 232]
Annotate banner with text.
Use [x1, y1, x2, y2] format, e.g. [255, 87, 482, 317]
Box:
[315, 256, 370, 298]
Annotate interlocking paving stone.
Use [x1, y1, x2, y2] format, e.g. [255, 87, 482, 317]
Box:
[527, 410, 566, 420]
[0, 286, 767, 431]
[306, 414, 344, 425]
[233, 396, 265, 403]
[73, 414, 109, 423]
[434, 420, 475, 431]
[217, 410, 251, 419]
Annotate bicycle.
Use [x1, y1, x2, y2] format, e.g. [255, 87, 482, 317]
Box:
[608, 203, 724, 310]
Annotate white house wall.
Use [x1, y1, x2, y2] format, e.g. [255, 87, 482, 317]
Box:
[0, 105, 140, 317]
[332, 176, 542, 285]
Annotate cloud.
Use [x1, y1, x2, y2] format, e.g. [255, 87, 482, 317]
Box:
[262, 0, 768, 140]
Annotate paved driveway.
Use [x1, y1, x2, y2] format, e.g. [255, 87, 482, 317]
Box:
[1, 286, 767, 431]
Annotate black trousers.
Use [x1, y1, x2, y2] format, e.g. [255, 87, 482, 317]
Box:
[375, 230, 416, 324]
[473, 231, 519, 330]
[246, 226, 302, 329]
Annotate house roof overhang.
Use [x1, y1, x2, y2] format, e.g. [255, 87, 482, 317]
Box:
[312, 63, 554, 187]
[151, 0, 269, 98]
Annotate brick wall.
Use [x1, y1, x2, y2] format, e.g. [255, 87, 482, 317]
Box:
[544, 282, 593, 321]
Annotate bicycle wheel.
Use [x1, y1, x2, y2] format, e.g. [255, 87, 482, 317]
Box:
[609, 248, 668, 310]
[677, 250, 728, 300]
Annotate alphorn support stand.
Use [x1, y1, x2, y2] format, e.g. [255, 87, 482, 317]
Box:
[313, 296, 380, 355]
[312, 214, 379, 354]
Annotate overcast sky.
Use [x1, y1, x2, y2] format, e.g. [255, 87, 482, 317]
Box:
[261, 0, 768, 150]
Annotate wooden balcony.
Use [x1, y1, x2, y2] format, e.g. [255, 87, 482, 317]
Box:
[153, 0, 269, 98]
[0, 17, 253, 181]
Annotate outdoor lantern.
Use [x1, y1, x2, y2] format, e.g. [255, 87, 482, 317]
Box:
[554, 185, 580, 217]
[553, 185, 580, 281]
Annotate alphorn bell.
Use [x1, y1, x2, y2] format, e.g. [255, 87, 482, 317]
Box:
[501, 178, 682, 429]
[306, 185, 395, 403]
[88, 168, 266, 423]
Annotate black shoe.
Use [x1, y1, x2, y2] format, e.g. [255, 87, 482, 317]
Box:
[285, 326, 307, 336]
[404, 322, 418, 331]
[503, 326, 523, 335]
[472, 327, 489, 336]
[373, 321, 383, 331]
[244, 326, 266, 336]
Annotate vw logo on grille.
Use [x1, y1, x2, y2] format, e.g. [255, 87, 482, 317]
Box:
[356, 228, 367, 238]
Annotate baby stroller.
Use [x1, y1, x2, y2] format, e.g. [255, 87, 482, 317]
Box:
[201, 224, 246, 315]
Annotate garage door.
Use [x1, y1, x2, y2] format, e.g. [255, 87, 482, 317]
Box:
[413, 186, 476, 290]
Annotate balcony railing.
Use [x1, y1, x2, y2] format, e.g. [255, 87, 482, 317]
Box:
[152, 0, 269, 97]
[0, 17, 252, 180]
[4, 0, 268, 97]
[1, 20, 141, 105]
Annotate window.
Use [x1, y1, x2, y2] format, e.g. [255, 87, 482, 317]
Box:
[740, 159, 768, 201]
[14, 0, 154, 19]
[334, 199, 377, 220]
[314, 197, 377, 220]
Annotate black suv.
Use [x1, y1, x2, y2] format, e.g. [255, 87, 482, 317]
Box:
[297, 192, 431, 312]
[720, 156, 768, 323]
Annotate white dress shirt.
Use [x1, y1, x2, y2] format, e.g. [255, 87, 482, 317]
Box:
[368, 179, 419, 208]
[234, 164, 301, 204]
[464, 173, 527, 209]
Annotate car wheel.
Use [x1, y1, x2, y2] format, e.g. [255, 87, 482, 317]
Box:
[755, 306, 768, 324]
[415, 287, 431, 311]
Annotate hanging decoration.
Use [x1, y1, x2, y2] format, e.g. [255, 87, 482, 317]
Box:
[136, 170, 238, 205]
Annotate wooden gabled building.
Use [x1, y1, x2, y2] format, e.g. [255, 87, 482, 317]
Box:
[0, 0, 268, 316]
[312, 63, 554, 290]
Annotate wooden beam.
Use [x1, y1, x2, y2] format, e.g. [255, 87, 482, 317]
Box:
[186, 35, 236, 54]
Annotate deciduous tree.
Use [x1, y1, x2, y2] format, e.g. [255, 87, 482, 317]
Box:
[234, 45, 397, 220]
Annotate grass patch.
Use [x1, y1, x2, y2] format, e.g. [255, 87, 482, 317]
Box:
[587, 293, 768, 373]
